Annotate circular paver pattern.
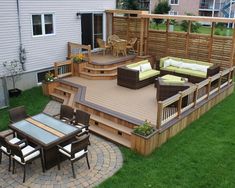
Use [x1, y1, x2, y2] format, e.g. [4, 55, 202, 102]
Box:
[0, 134, 123, 188]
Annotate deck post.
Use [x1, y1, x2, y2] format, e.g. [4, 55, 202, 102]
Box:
[218, 71, 223, 91]
[185, 21, 191, 58]
[140, 18, 145, 56]
[177, 92, 183, 118]
[207, 77, 212, 99]
[230, 26, 235, 67]
[54, 62, 58, 77]
[156, 101, 163, 129]
[208, 22, 215, 63]
[193, 84, 199, 108]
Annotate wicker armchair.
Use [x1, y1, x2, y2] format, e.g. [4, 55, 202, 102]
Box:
[57, 135, 90, 178]
[8, 106, 29, 123]
[97, 38, 111, 55]
[126, 37, 137, 53]
[54, 105, 74, 124]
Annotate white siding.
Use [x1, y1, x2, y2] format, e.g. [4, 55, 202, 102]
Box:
[0, 0, 20, 76]
[20, 0, 116, 71]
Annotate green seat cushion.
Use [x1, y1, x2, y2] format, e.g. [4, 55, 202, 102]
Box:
[161, 74, 185, 84]
[160, 66, 179, 72]
[139, 70, 160, 81]
[175, 68, 207, 78]
[162, 74, 182, 81]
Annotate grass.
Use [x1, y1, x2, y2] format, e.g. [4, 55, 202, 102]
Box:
[0, 86, 49, 131]
[150, 23, 233, 36]
[98, 90, 235, 188]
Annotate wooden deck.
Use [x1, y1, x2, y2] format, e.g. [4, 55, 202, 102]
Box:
[64, 77, 158, 125]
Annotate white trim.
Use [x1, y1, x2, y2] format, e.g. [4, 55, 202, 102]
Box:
[31, 13, 56, 38]
[169, 0, 179, 5]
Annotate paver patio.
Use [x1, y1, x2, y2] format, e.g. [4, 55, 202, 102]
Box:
[0, 101, 123, 187]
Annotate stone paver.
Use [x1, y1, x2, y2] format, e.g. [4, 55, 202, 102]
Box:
[0, 101, 123, 187]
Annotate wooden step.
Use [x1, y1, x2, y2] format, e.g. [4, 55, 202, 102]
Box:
[55, 86, 76, 94]
[50, 92, 68, 104]
[80, 72, 117, 80]
[84, 66, 117, 71]
[89, 125, 131, 148]
[91, 115, 132, 135]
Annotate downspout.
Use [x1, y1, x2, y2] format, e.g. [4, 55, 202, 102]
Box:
[16, 0, 26, 71]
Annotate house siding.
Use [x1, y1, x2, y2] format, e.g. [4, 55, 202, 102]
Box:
[0, 0, 115, 76]
[0, 0, 20, 76]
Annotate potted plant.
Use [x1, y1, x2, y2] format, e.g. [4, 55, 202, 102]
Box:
[2, 60, 23, 97]
[72, 53, 85, 63]
[42, 71, 58, 96]
[44, 71, 55, 82]
[133, 120, 155, 137]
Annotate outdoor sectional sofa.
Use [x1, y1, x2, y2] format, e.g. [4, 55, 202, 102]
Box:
[117, 60, 160, 89]
[159, 57, 220, 83]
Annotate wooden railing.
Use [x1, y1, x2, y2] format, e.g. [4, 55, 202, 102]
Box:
[157, 67, 234, 129]
[54, 60, 73, 78]
[67, 42, 91, 63]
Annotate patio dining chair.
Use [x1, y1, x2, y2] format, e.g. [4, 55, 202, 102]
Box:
[97, 38, 111, 55]
[57, 134, 90, 178]
[72, 109, 90, 137]
[126, 37, 137, 53]
[112, 40, 127, 57]
[7, 139, 45, 183]
[8, 106, 29, 123]
[54, 104, 74, 124]
[0, 131, 25, 171]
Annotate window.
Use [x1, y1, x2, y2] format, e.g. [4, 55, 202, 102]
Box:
[170, 0, 179, 5]
[93, 14, 103, 48]
[32, 14, 54, 36]
[169, 10, 178, 15]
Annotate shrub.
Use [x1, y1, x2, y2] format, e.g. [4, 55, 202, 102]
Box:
[153, 1, 171, 26]
[180, 13, 201, 33]
[134, 120, 155, 137]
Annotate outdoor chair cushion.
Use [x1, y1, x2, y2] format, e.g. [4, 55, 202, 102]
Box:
[161, 74, 185, 84]
[13, 145, 40, 164]
[59, 144, 87, 160]
[1, 137, 25, 154]
[139, 69, 160, 81]
[175, 68, 207, 78]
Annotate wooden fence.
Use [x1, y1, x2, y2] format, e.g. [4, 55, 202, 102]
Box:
[112, 16, 235, 69]
[54, 60, 73, 78]
[157, 67, 234, 129]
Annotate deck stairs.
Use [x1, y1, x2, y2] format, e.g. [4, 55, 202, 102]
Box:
[79, 59, 137, 80]
[49, 81, 134, 148]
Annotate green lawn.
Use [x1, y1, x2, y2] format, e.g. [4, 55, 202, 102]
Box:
[150, 23, 233, 36]
[0, 87, 49, 131]
[98, 90, 235, 188]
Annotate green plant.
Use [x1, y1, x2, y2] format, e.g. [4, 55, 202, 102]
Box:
[153, 1, 171, 26]
[2, 60, 23, 90]
[121, 0, 139, 10]
[44, 71, 55, 82]
[72, 53, 85, 63]
[180, 13, 201, 33]
[133, 120, 154, 137]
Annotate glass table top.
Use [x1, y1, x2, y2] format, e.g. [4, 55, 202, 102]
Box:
[11, 113, 79, 145]
[32, 113, 77, 134]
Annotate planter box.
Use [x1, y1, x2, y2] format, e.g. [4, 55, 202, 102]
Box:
[8, 88, 22, 98]
[131, 130, 159, 156]
[42, 81, 59, 96]
[73, 61, 87, 76]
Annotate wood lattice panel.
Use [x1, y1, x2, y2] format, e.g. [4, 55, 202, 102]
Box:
[211, 36, 233, 68]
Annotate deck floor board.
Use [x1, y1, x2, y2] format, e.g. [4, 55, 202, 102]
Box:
[64, 77, 158, 125]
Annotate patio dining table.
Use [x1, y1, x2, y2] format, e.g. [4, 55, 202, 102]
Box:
[9, 113, 81, 170]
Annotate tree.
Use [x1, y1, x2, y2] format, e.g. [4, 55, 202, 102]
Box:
[153, 1, 171, 25]
[180, 13, 201, 33]
[2, 60, 23, 90]
[121, 0, 139, 10]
